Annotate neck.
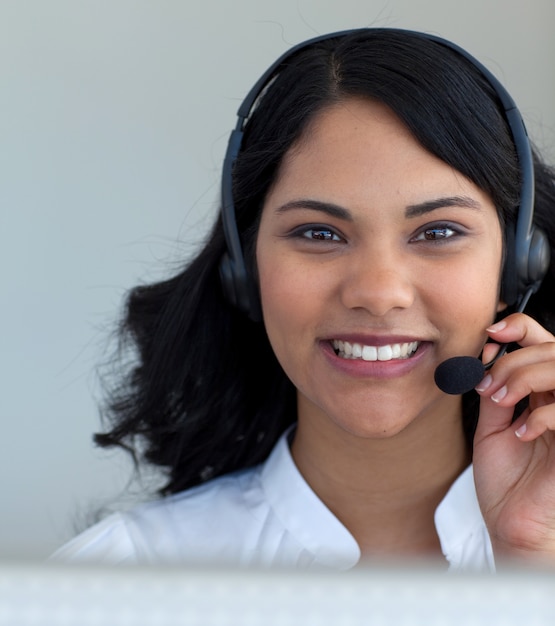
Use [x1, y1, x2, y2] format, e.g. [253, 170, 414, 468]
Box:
[291, 398, 470, 560]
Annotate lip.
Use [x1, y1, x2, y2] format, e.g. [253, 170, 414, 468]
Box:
[320, 336, 432, 379]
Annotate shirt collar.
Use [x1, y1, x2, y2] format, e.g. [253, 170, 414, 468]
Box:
[434, 464, 489, 562]
[261, 428, 486, 569]
[260, 427, 361, 569]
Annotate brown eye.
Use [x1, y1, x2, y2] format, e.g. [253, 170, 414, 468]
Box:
[312, 229, 334, 240]
[415, 225, 457, 241]
[301, 228, 341, 241]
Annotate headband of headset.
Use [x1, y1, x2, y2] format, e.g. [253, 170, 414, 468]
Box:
[219, 28, 549, 321]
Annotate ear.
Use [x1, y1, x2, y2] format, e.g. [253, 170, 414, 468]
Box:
[496, 299, 508, 313]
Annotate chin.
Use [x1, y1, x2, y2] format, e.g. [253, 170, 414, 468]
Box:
[326, 391, 453, 441]
[328, 411, 420, 440]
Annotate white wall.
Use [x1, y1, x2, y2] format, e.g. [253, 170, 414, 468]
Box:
[1, 0, 554, 560]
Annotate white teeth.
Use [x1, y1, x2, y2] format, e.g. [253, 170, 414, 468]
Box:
[362, 345, 377, 361]
[332, 340, 419, 362]
[378, 345, 393, 361]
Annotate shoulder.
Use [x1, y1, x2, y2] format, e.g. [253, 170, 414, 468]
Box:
[50, 511, 138, 565]
[51, 426, 359, 569]
[52, 465, 268, 565]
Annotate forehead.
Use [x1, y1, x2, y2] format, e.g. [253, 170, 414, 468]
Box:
[299, 97, 412, 146]
[267, 97, 488, 211]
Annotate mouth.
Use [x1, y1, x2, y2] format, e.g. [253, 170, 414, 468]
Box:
[331, 339, 420, 362]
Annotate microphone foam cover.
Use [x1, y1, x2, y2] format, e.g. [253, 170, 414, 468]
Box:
[434, 356, 485, 395]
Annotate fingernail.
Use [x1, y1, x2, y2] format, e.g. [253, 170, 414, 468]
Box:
[486, 320, 507, 333]
[515, 424, 527, 438]
[491, 385, 508, 403]
[475, 374, 492, 392]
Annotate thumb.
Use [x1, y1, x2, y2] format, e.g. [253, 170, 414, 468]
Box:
[482, 341, 502, 365]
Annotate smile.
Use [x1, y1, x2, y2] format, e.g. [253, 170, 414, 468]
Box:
[332, 340, 420, 362]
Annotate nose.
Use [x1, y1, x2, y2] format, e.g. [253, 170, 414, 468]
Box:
[339, 248, 415, 317]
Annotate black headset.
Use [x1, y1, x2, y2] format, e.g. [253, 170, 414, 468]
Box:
[218, 28, 550, 322]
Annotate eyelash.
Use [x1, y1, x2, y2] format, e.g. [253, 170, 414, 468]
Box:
[283, 224, 345, 244]
[288, 222, 464, 244]
[411, 222, 463, 242]
[295, 225, 343, 242]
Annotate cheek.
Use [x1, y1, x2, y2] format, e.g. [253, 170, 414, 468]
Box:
[259, 258, 311, 331]
[256, 249, 330, 374]
[431, 248, 504, 328]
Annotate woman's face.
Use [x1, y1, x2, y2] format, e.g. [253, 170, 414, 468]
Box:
[256, 97, 505, 439]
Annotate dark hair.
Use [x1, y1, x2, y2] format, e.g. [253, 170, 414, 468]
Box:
[95, 29, 555, 495]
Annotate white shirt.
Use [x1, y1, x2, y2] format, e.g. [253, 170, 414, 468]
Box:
[53, 429, 495, 571]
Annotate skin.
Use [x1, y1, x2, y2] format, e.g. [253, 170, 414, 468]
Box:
[474, 317, 555, 562]
[255, 97, 555, 563]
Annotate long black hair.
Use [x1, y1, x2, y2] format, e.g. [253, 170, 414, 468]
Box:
[95, 29, 555, 495]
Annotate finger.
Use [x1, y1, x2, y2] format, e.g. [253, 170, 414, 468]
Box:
[514, 402, 555, 442]
[474, 393, 517, 440]
[487, 342, 555, 384]
[486, 313, 555, 348]
[477, 352, 555, 407]
[482, 341, 502, 365]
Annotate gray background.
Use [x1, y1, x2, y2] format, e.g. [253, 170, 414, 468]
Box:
[2, 0, 554, 560]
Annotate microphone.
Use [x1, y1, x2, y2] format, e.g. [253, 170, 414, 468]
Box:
[434, 287, 534, 395]
[434, 356, 488, 395]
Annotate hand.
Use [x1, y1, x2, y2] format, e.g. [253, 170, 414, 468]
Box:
[472, 312, 555, 565]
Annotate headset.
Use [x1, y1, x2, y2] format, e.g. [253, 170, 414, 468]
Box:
[218, 28, 550, 322]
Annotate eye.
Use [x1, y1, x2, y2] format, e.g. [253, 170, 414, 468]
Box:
[412, 223, 460, 242]
[290, 225, 344, 242]
[304, 227, 341, 241]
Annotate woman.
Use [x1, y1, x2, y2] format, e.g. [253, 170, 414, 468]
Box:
[54, 28, 555, 570]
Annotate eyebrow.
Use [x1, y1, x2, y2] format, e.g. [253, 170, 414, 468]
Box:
[274, 199, 353, 221]
[273, 195, 482, 220]
[405, 195, 482, 217]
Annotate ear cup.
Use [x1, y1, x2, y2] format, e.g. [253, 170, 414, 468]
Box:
[501, 223, 518, 306]
[501, 222, 550, 307]
[218, 250, 262, 322]
[218, 251, 240, 310]
[525, 226, 551, 291]
[218, 127, 262, 322]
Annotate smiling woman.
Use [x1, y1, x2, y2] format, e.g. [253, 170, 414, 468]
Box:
[53, 29, 555, 570]
[257, 99, 504, 448]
